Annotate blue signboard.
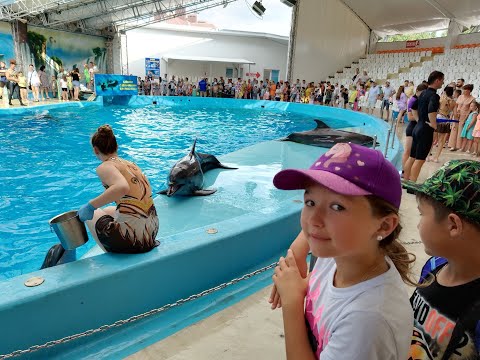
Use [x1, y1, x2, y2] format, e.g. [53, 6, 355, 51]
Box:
[94, 74, 138, 96]
[145, 58, 160, 77]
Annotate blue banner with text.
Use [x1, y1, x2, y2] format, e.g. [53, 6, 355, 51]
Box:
[94, 74, 138, 96]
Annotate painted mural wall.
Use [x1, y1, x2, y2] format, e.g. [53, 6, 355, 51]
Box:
[24, 26, 107, 76]
[0, 22, 15, 64]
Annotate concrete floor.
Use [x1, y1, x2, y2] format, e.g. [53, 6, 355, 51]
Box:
[0, 97, 64, 108]
[128, 121, 473, 360]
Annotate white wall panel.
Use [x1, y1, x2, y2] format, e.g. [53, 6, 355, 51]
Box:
[126, 28, 287, 81]
[290, 0, 370, 82]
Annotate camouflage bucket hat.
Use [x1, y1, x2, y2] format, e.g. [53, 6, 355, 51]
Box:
[403, 160, 480, 224]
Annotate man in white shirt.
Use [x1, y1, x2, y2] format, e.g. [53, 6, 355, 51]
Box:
[332, 83, 341, 106]
[380, 81, 396, 120]
[366, 81, 381, 115]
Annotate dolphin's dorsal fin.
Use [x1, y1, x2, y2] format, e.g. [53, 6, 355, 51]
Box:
[189, 138, 197, 157]
[314, 119, 329, 129]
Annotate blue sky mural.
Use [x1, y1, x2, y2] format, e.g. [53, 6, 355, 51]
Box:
[0, 21, 15, 63]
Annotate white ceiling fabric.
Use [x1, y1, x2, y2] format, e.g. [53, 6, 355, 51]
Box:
[340, 0, 480, 36]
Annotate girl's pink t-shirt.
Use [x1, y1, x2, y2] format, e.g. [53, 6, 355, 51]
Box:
[473, 113, 480, 132]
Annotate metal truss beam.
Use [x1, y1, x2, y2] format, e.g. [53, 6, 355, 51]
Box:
[22, 0, 239, 37]
[0, 0, 79, 21]
[1, 0, 240, 38]
[119, 0, 239, 31]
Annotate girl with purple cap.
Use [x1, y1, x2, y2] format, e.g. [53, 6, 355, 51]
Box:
[270, 143, 415, 360]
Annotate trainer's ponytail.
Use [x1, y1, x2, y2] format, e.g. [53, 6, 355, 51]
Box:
[91, 124, 118, 155]
[367, 196, 417, 287]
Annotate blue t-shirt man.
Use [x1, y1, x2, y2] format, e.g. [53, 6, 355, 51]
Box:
[199, 79, 207, 92]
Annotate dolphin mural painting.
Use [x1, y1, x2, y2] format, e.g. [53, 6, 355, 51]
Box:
[158, 139, 238, 197]
[282, 119, 377, 148]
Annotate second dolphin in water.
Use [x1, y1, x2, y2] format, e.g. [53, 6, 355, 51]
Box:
[158, 140, 238, 197]
[282, 119, 377, 148]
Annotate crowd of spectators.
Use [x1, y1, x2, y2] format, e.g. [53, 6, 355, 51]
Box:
[0, 59, 98, 105]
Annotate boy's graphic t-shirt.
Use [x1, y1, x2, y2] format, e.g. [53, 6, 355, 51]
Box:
[409, 264, 480, 359]
[305, 257, 413, 360]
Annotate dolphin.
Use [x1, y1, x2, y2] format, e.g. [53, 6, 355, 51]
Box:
[282, 119, 377, 148]
[158, 139, 237, 197]
[40, 243, 76, 269]
[107, 80, 119, 88]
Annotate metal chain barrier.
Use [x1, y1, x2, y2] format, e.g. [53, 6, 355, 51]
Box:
[0, 261, 278, 359]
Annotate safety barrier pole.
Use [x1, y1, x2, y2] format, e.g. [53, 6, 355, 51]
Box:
[391, 119, 398, 149]
[384, 129, 391, 157]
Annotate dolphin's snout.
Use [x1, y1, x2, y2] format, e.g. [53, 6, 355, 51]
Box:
[166, 184, 182, 197]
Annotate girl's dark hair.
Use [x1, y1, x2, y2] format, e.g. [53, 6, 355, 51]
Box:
[416, 84, 427, 92]
[91, 124, 118, 155]
[366, 196, 417, 286]
[472, 101, 480, 112]
[39, 65, 45, 71]
[444, 86, 454, 97]
[396, 86, 405, 100]
[463, 84, 474, 92]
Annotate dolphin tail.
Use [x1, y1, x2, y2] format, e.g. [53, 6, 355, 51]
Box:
[217, 164, 238, 170]
[189, 138, 197, 157]
[40, 243, 76, 269]
[193, 188, 217, 196]
[314, 119, 329, 129]
[197, 153, 238, 171]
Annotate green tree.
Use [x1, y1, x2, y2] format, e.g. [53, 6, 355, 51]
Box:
[27, 31, 47, 67]
[50, 56, 62, 68]
[92, 47, 107, 67]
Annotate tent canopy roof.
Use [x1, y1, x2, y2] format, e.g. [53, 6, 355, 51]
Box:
[340, 0, 480, 36]
[1, 0, 479, 38]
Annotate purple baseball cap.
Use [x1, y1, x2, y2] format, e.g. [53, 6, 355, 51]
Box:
[273, 143, 402, 209]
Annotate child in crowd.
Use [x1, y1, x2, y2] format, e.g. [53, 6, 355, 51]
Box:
[60, 75, 68, 101]
[17, 71, 28, 104]
[460, 101, 479, 153]
[270, 143, 414, 360]
[290, 85, 298, 103]
[324, 85, 333, 106]
[50, 75, 58, 99]
[472, 112, 480, 157]
[263, 90, 270, 100]
[66, 72, 73, 100]
[403, 160, 480, 359]
[348, 85, 358, 110]
[191, 85, 198, 97]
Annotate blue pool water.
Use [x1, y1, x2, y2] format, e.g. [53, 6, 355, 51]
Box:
[0, 104, 351, 280]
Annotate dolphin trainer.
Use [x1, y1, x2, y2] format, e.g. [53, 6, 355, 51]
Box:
[158, 140, 237, 197]
[282, 119, 377, 148]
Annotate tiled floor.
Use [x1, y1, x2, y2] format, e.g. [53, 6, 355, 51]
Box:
[128, 121, 475, 360]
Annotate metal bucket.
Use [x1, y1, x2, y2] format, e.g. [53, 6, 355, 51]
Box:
[49, 211, 89, 250]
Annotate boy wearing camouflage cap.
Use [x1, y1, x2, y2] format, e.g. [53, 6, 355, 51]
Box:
[403, 160, 480, 359]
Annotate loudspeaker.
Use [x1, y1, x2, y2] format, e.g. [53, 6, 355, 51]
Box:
[252, 1, 266, 16]
[280, 0, 296, 7]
